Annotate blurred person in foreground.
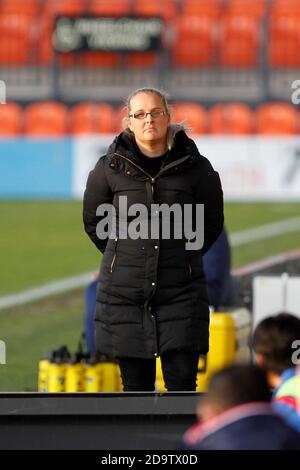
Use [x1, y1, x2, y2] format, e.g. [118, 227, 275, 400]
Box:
[252, 312, 300, 433]
[182, 365, 300, 450]
[83, 87, 223, 391]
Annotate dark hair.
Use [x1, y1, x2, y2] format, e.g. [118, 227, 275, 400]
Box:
[206, 365, 271, 409]
[252, 312, 300, 375]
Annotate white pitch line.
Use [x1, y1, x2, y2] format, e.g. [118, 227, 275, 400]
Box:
[0, 272, 94, 310]
[1, 215, 300, 310]
[230, 215, 300, 247]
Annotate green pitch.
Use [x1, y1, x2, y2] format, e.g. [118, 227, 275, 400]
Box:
[0, 200, 300, 391]
[1, 200, 300, 295]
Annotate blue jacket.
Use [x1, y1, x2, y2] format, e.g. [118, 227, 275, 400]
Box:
[203, 227, 231, 309]
[85, 279, 98, 354]
[182, 402, 300, 450]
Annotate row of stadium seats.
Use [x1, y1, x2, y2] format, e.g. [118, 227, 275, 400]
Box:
[1, 101, 299, 136]
[1, 0, 300, 67]
[1, 0, 299, 19]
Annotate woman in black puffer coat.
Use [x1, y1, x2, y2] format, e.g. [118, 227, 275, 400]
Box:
[83, 88, 224, 391]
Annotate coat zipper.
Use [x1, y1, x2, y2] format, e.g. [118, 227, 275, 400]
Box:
[114, 152, 155, 185]
[110, 237, 118, 272]
[114, 152, 192, 196]
[112, 151, 192, 357]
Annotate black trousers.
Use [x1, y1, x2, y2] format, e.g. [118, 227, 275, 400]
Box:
[117, 349, 201, 392]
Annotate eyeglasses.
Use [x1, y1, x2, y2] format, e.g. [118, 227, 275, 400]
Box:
[128, 110, 166, 120]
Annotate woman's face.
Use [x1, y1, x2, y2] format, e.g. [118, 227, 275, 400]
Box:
[128, 92, 170, 147]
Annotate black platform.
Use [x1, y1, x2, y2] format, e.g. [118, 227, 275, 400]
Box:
[0, 392, 202, 450]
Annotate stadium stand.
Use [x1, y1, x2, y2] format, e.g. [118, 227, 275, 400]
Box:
[0, 100, 298, 137]
[0, 0, 40, 17]
[181, 0, 222, 18]
[89, 0, 131, 16]
[44, 0, 87, 15]
[219, 14, 261, 67]
[0, 14, 35, 65]
[0, 1, 299, 102]
[225, 0, 266, 18]
[172, 15, 218, 67]
[133, 0, 177, 21]
[271, 0, 300, 15]
[269, 11, 300, 67]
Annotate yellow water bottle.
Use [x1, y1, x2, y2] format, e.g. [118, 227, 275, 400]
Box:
[47, 360, 66, 392]
[84, 355, 103, 392]
[38, 354, 51, 392]
[47, 346, 71, 393]
[100, 360, 121, 392]
[65, 354, 85, 393]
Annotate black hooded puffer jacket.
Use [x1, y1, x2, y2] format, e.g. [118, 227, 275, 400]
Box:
[83, 127, 224, 359]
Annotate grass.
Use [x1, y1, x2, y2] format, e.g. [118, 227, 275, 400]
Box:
[1, 200, 300, 391]
[224, 202, 300, 267]
[0, 289, 85, 391]
[225, 201, 300, 232]
[1, 200, 300, 295]
[0, 200, 99, 295]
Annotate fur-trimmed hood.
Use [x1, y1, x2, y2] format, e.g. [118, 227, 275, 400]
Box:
[106, 124, 201, 167]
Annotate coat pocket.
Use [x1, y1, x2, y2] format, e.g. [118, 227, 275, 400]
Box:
[186, 250, 204, 280]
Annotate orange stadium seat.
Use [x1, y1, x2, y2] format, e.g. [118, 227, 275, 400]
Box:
[256, 103, 299, 135]
[170, 103, 207, 134]
[225, 0, 266, 18]
[0, 0, 40, 17]
[0, 102, 23, 136]
[220, 15, 261, 67]
[182, 0, 222, 18]
[44, 0, 87, 16]
[133, 0, 177, 21]
[0, 14, 35, 65]
[24, 102, 68, 137]
[271, 0, 300, 16]
[209, 103, 254, 134]
[89, 0, 131, 15]
[173, 16, 218, 66]
[269, 14, 300, 67]
[70, 103, 115, 134]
